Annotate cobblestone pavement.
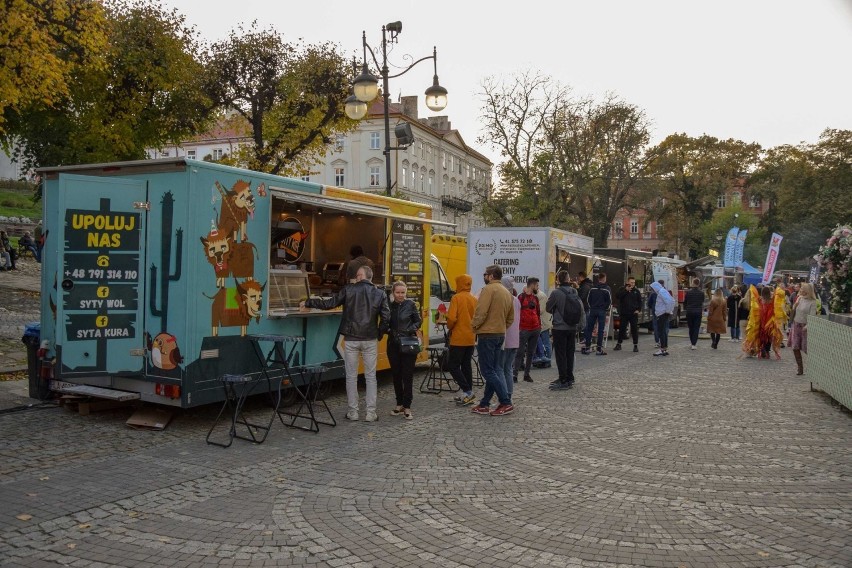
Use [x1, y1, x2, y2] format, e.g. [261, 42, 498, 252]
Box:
[0, 336, 850, 568]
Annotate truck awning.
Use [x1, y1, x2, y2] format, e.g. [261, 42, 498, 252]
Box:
[269, 187, 456, 227]
[594, 254, 624, 264]
[555, 245, 594, 258]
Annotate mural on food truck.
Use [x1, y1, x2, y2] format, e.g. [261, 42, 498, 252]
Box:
[201, 179, 267, 336]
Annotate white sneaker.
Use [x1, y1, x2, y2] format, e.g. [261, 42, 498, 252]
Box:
[691, 345, 697, 350]
[365, 411, 378, 422]
[345, 410, 359, 421]
[653, 349, 664, 356]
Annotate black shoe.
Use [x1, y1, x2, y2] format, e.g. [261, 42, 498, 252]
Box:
[523, 375, 533, 383]
[633, 345, 638, 353]
[596, 349, 607, 356]
[581, 348, 590, 355]
[513, 376, 518, 383]
[614, 343, 622, 351]
[550, 379, 562, 385]
[549, 381, 573, 390]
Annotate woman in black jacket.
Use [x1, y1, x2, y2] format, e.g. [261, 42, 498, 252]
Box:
[387, 281, 422, 420]
[727, 286, 742, 341]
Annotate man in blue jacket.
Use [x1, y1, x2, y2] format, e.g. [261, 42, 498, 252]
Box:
[582, 273, 612, 355]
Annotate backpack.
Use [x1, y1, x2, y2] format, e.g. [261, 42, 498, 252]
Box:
[559, 288, 582, 326]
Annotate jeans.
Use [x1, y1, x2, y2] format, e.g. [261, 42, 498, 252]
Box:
[656, 314, 670, 349]
[536, 329, 552, 362]
[500, 348, 517, 401]
[686, 312, 702, 346]
[343, 339, 378, 413]
[617, 312, 639, 345]
[730, 325, 740, 340]
[551, 329, 576, 383]
[514, 328, 540, 377]
[387, 340, 416, 408]
[447, 345, 475, 393]
[477, 335, 510, 407]
[584, 309, 607, 350]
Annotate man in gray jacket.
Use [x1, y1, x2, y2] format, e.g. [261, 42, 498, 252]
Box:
[546, 270, 587, 390]
[301, 266, 390, 421]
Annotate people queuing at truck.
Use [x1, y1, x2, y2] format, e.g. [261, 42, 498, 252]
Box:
[789, 282, 817, 376]
[387, 281, 422, 421]
[577, 271, 592, 315]
[500, 276, 521, 402]
[470, 265, 515, 417]
[684, 278, 705, 350]
[546, 270, 586, 390]
[301, 265, 390, 422]
[727, 286, 743, 341]
[582, 272, 612, 356]
[533, 282, 553, 368]
[343, 245, 374, 284]
[515, 277, 541, 382]
[614, 276, 642, 353]
[706, 288, 727, 350]
[446, 274, 478, 406]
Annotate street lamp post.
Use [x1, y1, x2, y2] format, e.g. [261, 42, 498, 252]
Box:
[345, 22, 448, 197]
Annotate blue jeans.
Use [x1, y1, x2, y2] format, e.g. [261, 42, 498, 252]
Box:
[499, 347, 517, 401]
[584, 309, 607, 350]
[534, 329, 552, 363]
[730, 325, 740, 340]
[477, 335, 510, 407]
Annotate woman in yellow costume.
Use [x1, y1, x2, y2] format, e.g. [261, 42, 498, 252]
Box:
[742, 285, 783, 359]
[774, 285, 790, 346]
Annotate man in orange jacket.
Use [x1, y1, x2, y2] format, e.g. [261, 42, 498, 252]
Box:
[446, 274, 477, 405]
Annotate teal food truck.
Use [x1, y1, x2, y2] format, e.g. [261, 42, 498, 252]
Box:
[37, 159, 452, 407]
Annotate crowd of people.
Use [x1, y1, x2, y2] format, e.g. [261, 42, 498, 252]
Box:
[299, 249, 821, 421]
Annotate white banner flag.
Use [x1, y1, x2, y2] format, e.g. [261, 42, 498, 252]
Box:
[723, 226, 739, 267]
[761, 233, 783, 285]
[734, 229, 748, 265]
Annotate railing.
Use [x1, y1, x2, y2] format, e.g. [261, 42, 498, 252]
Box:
[806, 313, 852, 410]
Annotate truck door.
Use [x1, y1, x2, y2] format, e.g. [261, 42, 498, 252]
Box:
[56, 174, 147, 377]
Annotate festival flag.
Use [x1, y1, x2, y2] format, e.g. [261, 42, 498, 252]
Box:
[734, 229, 748, 265]
[761, 233, 783, 285]
[723, 226, 739, 267]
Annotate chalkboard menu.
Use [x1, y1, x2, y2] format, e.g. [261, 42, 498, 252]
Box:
[62, 206, 141, 341]
[390, 220, 424, 275]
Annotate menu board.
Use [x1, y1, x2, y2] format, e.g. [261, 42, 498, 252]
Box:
[390, 220, 424, 275]
[63, 207, 141, 341]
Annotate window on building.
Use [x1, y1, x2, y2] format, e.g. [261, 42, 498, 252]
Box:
[186, 150, 196, 159]
[335, 135, 345, 151]
[630, 219, 639, 235]
[334, 167, 345, 187]
[732, 191, 741, 206]
[717, 193, 727, 208]
[300, 174, 310, 182]
[458, 160, 463, 175]
[420, 170, 425, 192]
[749, 194, 761, 208]
[212, 148, 223, 160]
[370, 132, 380, 150]
[418, 141, 423, 158]
[442, 151, 447, 169]
[644, 221, 652, 238]
[442, 175, 448, 194]
[369, 166, 381, 187]
[465, 164, 470, 178]
[428, 171, 435, 195]
[411, 167, 417, 190]
[401, 162, 408, 188]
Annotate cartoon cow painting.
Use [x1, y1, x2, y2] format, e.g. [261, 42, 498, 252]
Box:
[206, 280, 265, 336]
[216, 180, 255, 242]
[201, 232, 258, 288]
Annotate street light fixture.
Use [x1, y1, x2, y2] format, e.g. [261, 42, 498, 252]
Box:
[345, 21, 448, 196]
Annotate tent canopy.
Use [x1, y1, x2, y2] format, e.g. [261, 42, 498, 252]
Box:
[738, 260, 762, 285]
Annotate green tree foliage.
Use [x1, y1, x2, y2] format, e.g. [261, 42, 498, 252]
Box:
[0, 0, 108, 135]
[202, 23, 355, 176]
[478, 73, 652, 242]
[645, 134, 761, 258]
[749, 129, 852, 267]
[3, 0, 210, 172]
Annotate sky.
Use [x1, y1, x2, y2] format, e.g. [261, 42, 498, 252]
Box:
[161, 0, 852, 171]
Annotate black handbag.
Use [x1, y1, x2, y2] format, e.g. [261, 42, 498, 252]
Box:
[397, 335, 421, 355]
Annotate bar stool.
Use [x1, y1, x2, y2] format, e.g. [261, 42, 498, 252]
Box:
[276, 365, 336, 433]
[420, 346, 459, 394]
[206, 373, 275, 448]
[471, 350, 485, 387]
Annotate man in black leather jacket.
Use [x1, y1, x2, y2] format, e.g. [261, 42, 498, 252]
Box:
[684, 277, 706, 349]
[301, 266, 390, 422]
[614, 277, 643, 352]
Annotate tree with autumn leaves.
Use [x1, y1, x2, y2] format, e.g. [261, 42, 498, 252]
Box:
[1, 1, 354, 177]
